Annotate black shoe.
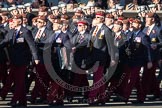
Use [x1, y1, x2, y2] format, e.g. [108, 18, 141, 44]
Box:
[7, 102, 18, 107]
[17, 103, 27, 108]
[49, 102, 64, 106]
[27, 97, 35, 104]
[34, 98, 48, 104]
[98, 102, 105, 106]
[116, 94, 128, 103]
[149, 96, 160, 101]
[0, 95, 5, 101]
[89, 102, 98, 106]
[67, 97, 73, 103]
[132, 100, 144, 104]
[89, 99, 98, 106]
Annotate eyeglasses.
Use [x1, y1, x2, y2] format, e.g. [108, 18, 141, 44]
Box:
[96, 17, 101, 19]
[78, 25, 83, 27]
[37, 21, 44, 23]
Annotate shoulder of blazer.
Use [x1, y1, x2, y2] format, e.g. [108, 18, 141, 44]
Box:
[139, 30, 145, 36]
[45, 27, 53, 33]
[20, 26, 29, 33]
[90, 26, 95, 34]
[101, 24, 110, 32]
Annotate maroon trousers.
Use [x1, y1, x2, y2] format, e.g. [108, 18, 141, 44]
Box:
[142, 62, 161, 98]
[47, 81, 64, 103]
[31, 64, 50, 100]
[71, 72, 89, 98]
[0, 64, 27, 104]
[119, 65, 144, 101]
[0, 64, 7, 86]
[89, 66, 106, 101]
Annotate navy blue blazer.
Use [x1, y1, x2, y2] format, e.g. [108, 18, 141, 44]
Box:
[0, 26, 38, 66]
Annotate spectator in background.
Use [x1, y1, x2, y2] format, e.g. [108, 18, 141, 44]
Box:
[16, 0, 23, 5]
[125, 0, 138, 10]
[152, 0, 162, 10]
[94, 0, 107, 9]
[38, 0, 49, 7]
[107, 0, 117, 9]
[32, 0, 39, 8]
[32, 0, 49, 8]
[3, 0, 17, 8]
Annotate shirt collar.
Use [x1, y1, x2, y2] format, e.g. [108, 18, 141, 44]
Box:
[39, 26, 46, 31]
[55, 30, 61, 34]
[15, 25, 21, 31]
[62, 30, 67, 33]
[108, 25, 113, 29]
[134, 30, 140, 36]
[116, 31, 121, 36]
[149, 23, 155, 30]
[3, 22, 7, 27]
[97, 23, 103, 29]
[79, 31, 85, 35]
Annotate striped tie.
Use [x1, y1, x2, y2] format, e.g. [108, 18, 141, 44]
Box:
[92, 26, 99, 37]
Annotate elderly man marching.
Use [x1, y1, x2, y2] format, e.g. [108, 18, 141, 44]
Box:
[118, 18, 152, 104]
[88, 11, 116, 105]
[30, 16, 53, 103]
[0, 15, 39, 107]
[142, 12, 162, 100]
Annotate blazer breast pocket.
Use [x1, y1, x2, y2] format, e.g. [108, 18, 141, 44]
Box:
[16, 37, 24, 43]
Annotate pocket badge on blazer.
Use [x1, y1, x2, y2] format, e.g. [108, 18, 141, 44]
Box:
[98, 34, 104, 39]
[98, 30, 104, 39]
[17, 37, 24, 43]
[151, 38, 156, 43]
[56, 38, 62, 43]
[134, 37, 141, 43]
